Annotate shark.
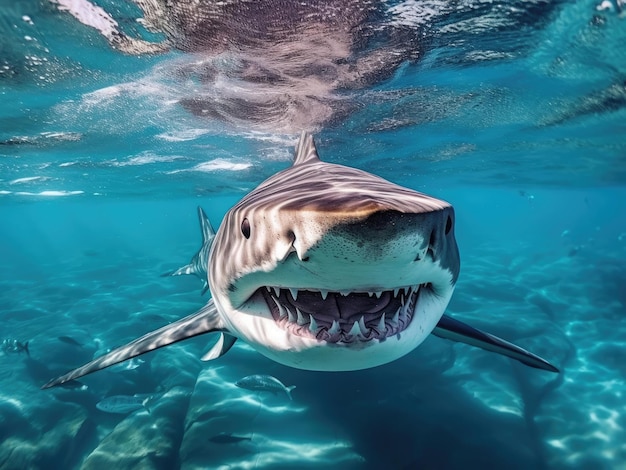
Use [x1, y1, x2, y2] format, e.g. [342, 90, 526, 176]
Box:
[43, 132, 558, 389]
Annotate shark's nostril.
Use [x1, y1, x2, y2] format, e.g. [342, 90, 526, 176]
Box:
[427, 229, 437, 259]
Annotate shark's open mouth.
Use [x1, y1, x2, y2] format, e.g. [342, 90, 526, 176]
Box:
[257, 285, 425, 343]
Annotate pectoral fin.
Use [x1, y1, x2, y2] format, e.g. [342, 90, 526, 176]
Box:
[43, 300, 226, 389]
[432, 314, 559, 373]
[201, 333, 238, 361]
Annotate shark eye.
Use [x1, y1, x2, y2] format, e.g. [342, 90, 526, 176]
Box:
[241, 218, 251, 239]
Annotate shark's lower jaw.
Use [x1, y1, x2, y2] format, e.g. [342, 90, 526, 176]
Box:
[257, 285, 425, 344]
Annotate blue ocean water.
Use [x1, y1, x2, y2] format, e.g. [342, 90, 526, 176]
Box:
[1, 1, 626, 469]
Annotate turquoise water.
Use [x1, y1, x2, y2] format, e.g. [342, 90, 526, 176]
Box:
[1, 1, 626, 469]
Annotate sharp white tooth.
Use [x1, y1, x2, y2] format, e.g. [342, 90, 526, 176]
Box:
[348, 321, 361, 337]
[375, 291, 383, 299]
[275, 301, 287, 319]
[308, 315, 318, 333]
[266, 286, 272, 292]
[400, 294, 405, 307]
[287, 308, 296, 323]
[340, 290, 350, 297]
[272, 286, 280, 297]
[320, 290, 329, 300]
[328, 320, 340, 335]
[403, 287, 410, 296]
[376, 313, 386, 333]
[391, 307, 400, 326]
[296, 308, 307, 325]
[393, 288, 400, 297]
[368, 291, 374, 297]
[358, 316, 368, 335]
[289, 288, 298, 300]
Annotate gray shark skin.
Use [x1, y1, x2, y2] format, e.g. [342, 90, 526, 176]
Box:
[433, 315, 558, 372]
[43, 133, 558, 389]
[162, 206, 215, 295]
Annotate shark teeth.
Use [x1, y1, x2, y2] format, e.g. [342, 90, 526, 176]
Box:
[375, 312, 386, 333]
[287, 308, 296, 324]
[390, 307, 400, 327]
[264, 284, 424, 343]
[270, 296, 288, 320]
[358, 316, 368, 335]
[296, 308, 307, 326]
[347, 321, 362, 338]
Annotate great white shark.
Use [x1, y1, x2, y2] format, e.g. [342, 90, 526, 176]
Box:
[43, 133, 557, 388]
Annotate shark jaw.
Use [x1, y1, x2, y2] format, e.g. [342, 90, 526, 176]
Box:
[260, 285, 423, 343]
[225, 270, 455, 371]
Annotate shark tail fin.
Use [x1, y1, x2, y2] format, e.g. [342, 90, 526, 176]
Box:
[293, 131, 321, 166]
[161, 264, 209, 296]
[42, 300, 226, 389]
[285, 385, 296, 401]
[433, 314, 559, 373]
[161, 264, 195, 278]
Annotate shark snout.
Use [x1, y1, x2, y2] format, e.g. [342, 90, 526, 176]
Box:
[360, 208, 455, 263]
[287, 207, 459, 287]
[417, 207, 458, 271]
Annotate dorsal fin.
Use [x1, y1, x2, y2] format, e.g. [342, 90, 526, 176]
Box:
[293, 131, 321, 166]
[197, 206, 216, 242]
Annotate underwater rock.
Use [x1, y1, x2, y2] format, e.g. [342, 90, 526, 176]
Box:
[81, 386, 191, 470]
[179, 361, 365, 470]
[0, 397, 90, 470]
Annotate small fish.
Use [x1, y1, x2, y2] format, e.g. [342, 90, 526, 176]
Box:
[96, 394, 153, 414]
[58, 336, 83, 348]
[209, 433, 251, 444]
[568, 245, 583, 257]
[1, 339, 30, 357]
[235, 374, 295, 400]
